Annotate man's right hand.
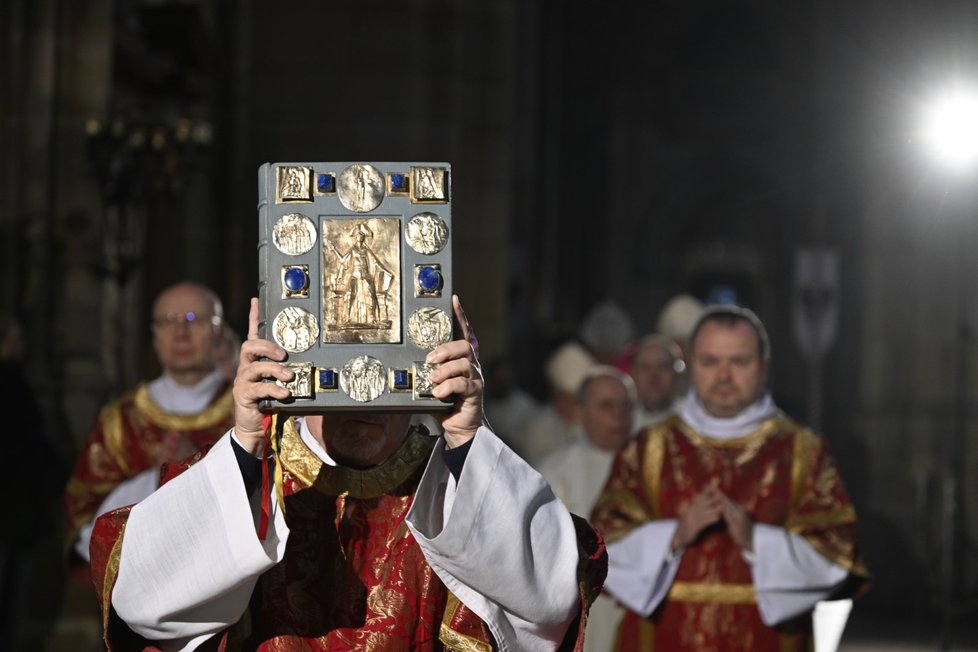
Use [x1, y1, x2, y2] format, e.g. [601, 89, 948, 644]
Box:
[672, 484, 724, 552]
[232, 298, 294, 455]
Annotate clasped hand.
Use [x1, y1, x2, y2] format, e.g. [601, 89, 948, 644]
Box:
[672, 484, 754, 553]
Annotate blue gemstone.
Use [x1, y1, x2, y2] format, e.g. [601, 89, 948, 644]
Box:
[284, 267, 308, 292]
[391, 173, 407, 192]
[318, 369, 336, 389]
[317, 173, 335, 193]
[392, 368, 410, 389]
[418, 266, 442, 293]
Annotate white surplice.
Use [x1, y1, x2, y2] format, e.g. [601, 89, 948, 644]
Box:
[112, 422, 582, 652]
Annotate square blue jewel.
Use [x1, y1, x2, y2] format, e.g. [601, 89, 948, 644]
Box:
[392, 368, 411, 390]
[318, 368, 337, 390]
[317, 173, 335, 193]
[390, 173, 408, 193]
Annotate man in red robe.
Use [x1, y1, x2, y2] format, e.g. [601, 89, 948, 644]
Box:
[64, 281, 236, 577]
[591, 304, 869, 651]
[90, 295, 607, 651]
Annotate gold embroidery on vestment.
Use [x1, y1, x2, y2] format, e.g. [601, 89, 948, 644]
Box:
[439, 592, 492, 652]
[132, 383, 234, 430]
[667, 581, 757, 604]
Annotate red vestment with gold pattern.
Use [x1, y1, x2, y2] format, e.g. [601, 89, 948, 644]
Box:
[91, 422, 607, 651]
[590, 414, 869, 652]
[64, 382, 235, 559]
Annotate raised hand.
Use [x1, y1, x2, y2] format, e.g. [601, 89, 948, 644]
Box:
[424, 295, 485, 449]
[232, 298, 294, 455]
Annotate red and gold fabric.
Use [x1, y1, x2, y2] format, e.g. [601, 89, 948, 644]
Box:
[64, 382, 235, 558]
[590, 414, 869, 652]
[92, 420, 605, 651]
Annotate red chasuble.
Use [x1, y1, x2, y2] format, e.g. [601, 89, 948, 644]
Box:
[91, 421, 607, 651]
[590, 414, 869, 652]
[64, 383, 235, 560]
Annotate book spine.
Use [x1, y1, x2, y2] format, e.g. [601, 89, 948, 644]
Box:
[257, 163, 270, 341]
[257, 163, 273, 413]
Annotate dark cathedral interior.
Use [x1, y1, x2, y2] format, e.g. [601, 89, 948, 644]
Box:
[2, 0, 978, 649]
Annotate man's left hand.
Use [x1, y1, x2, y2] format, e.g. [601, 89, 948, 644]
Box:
[718, 490, 754, 551]
[425, 295, 484, 448]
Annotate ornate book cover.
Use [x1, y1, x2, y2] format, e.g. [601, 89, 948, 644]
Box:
[258, 162, 453, 412]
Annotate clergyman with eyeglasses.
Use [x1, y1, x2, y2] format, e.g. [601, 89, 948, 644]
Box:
[63, 281, 237, 583]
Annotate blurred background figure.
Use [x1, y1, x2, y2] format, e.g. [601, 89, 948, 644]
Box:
[592, 305, 870, 651]
[64, 281, 236, 573]
[655, 293, 705, 395]
[579, 298, 637, 365]
[624, 333, 685, 430]
[483, 354, 539, 452]
[516, 339, 598, 468]
[58, 282, 237, 646]
[538, 365, 636, 652]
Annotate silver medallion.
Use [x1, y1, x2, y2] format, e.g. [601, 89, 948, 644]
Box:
[337, 163, 385, 213]
[407, 307, 452, 350]
[340, 355, 386, 402]
[273, 213, 317, 256]
[272, 306, 320, 353]
[405, 212, 449, 255]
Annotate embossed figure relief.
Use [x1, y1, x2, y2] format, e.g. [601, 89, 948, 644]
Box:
[411, 166, 447, 202]
[337, 163, 385, 212]
[340, 355, 386, 402]
[322, 218, 401, 343]
[408, 307, 452, 349]
[414, 362, 437, 398]
[277, 166, 313, 202]
[279, 362, 313, 398]
[405, 212, 449, 255]
[273, 213, 317, 256]
[273, 306, 320, 353]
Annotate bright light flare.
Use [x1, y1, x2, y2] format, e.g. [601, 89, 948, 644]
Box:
[921, 88, 978, 171]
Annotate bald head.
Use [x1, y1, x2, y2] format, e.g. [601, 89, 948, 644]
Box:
[151, 282, 225, 385]
[578, 366, 636, 452]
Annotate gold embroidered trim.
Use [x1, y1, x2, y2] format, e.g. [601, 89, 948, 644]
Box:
[280, 421, 436, 498]
[642, 420, 669, 520]
[101, 520, 127, 635]
[637, 616, 654, 650]
[439, 592, 491, 652]
[667, 581, 757, 604]
[789, 423, 818, 512]
[787, 504, 857, 531]
[132, 383, 235, 430]
[102, 398, 130, 476]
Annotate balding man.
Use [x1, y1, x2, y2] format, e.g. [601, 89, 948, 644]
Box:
[64, 281, 236, 574]
[539, 365, 636, 652]
[625, 333, 685, 430]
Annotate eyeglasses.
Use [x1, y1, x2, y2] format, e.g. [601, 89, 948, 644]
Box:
[152, 311, 222, 333]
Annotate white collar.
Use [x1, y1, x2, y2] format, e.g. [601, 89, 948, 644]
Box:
[678, 391, 778, 440]
[148, 369, 223, 414]
[297, 416, 336, 466]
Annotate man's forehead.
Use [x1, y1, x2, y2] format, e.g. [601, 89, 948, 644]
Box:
[585, 376, 631, 402]
[694, 320, 761, 349]
[155, 287, 210, 313]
